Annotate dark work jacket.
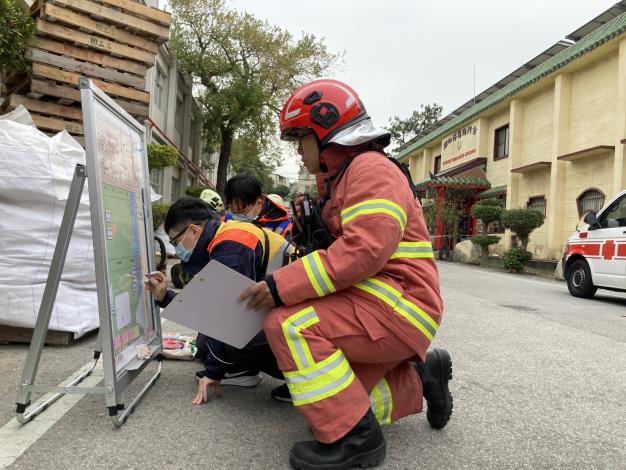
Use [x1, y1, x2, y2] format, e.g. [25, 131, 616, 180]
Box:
[156, 219, 265, 380]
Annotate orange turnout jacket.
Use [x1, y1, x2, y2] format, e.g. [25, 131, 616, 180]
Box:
[264, 145, 444, 443]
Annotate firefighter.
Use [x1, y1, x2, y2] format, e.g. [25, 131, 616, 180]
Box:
[240, 79, 453, 469]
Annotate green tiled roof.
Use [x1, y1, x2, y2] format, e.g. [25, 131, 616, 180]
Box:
[397, 12, 626, 162]
[477, 185, 507, 199]
[415, 176, 491, 190]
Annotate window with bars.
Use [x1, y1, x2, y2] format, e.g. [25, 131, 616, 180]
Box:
[494, 125, 509, 160]
[576, 189, 605, 217]
[526, 196, 546, 217]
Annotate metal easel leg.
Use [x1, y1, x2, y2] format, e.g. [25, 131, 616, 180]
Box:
[16, 164, 89, 424]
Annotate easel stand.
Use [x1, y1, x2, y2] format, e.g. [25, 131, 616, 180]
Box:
[15, 164, 162, 427]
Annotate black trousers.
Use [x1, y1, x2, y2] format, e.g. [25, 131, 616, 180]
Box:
[196, 331, 283, 380]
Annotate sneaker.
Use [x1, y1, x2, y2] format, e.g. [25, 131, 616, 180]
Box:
[415, 348, 453, 430]
[270, 383, 292, 403]
[195, 369, 262, 387]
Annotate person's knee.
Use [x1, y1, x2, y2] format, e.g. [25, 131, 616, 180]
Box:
[263, 307, 283, 337]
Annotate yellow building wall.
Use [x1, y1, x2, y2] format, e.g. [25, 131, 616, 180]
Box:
[520, 85, 554, 166]
[568, 52, 618, 152]
[516, 169, 552, 259]
[484, 109, 510, 188]
[559, 153, 614, 251]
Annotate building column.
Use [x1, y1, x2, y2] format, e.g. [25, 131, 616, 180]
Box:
[547, 74, 571, 259]
[613, 38, 626, 197]
[408, 153, 419, 182]
[180, 84, 193, 190]
[476, 117, 490, 159]
[505, 99, 524, 250]
[418, 147, 432, 181]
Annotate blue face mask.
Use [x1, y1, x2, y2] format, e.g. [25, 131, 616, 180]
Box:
[174, 227, 195, 262]
[175, 243, 193, 262]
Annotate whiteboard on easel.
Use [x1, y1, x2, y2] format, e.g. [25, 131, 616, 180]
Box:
[81, 78, 160, 377]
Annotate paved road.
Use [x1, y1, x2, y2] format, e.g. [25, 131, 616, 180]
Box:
[1, 263, 624, 469]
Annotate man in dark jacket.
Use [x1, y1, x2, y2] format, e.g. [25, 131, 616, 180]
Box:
[146, 197, 291, 403]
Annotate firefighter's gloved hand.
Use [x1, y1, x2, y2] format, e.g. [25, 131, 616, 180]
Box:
[240, 281, 277, 311]
[192, 376, 221, 405]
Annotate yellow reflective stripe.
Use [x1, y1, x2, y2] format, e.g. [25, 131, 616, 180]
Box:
[380, 378, 393, 424]
[369, 384, 384, 423]
[284, 349, 344, 381]
[390, 241, 435, 260]
[312, 252, 336, 294]
[302, 252, 335, 297]
[341, 199, 407, 231]
[354, 278, 438, 341]
[281, 307, 320, 370]
[287, 354, 351, 396]
[281, 309, 356, 406]
[369, 378, 392, 425]
[291, 368, 355, 406]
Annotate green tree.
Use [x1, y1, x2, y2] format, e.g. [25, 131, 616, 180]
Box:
[0, 0, 35, 83]
[387, 103, 443, 148]
[170, 0, 338, 195]
[501, 208, 545, 251]
[229, 134, 275, 191]
[470, 198, 504, 267]
[269, 184, 291, 198]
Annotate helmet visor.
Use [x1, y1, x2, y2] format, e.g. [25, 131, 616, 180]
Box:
[281, 127, 314, 142]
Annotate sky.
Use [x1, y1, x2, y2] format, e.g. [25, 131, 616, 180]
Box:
[227, 0, 618, 180]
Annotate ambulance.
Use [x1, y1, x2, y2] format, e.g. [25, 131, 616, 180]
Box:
[563, 190, 626, 298]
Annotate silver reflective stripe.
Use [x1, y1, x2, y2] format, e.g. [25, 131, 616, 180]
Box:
[359, 279, 437, 337]
[342, 202, 406, 226]
[287, 310, 318, 368]
[268, 240, 293, 273]
[378, 381, 391, 423]
[394, 245, 433, 255]
[306, 254, 334, 296]
[290, 367, 354, 402]
[285, 352, 346, 385]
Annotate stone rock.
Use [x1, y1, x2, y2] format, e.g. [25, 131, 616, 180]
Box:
[454, 240, 481, 265]
[555, 258, 565, 281]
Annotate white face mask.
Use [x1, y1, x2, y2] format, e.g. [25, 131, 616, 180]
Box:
[231, 201, 261, 222]
[231, 210, 257, 222]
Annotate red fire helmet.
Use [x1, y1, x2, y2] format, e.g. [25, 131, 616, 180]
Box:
[280, 79, 389, 148]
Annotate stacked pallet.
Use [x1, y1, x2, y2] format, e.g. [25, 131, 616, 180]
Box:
[1, 0, 171, 144]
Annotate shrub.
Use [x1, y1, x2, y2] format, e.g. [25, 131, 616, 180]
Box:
[470, 198, 504, 266]
[502, 246, 533, 272]
[185, 185, 209, 198]
[147, 144, 178, 170]
[501, 208, 545, 251]
[152, 202, 172, 230]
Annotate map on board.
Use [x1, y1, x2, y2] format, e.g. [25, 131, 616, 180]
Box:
[93, 100, 155, 373]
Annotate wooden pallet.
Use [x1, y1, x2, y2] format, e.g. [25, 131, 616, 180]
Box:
[28, 79, 149, 117]
[0, 325, 76, 346]
[3, 0, 169, 141]
[49, 0, 170, 42]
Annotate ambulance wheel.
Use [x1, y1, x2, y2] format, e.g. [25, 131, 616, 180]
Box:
[567, 259, 597, 299]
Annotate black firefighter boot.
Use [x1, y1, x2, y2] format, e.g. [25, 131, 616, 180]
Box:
[415, 348, 453, 429]
[289, 409, 386, 470]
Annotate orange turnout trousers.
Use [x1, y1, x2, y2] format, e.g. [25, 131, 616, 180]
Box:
[265, 147, 443, 443]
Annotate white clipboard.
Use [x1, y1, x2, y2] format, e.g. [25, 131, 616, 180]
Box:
[161, 260, 268, 349]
